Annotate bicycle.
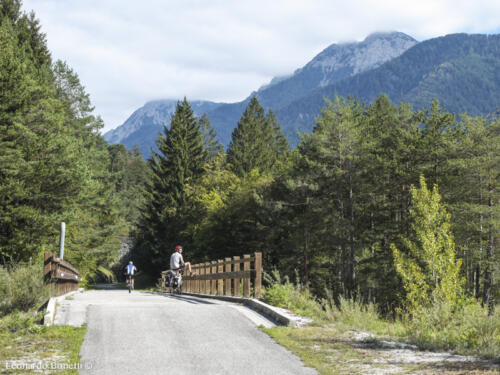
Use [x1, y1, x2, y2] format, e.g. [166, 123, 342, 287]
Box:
[165, 269, 183, 294]
[127, 274, 134, 293]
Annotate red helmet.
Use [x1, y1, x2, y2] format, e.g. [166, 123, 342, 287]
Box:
[175, 245, 183, 250]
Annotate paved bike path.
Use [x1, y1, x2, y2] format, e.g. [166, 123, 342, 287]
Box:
[57, 290, 316, 375]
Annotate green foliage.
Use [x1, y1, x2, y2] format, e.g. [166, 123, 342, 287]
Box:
[322, 295, 382, 332]
[108, 144, 149, 227]
[0, 310, 44, 333]
[0, 2, 140, 285]
[262, 271, 325, 320]
[132, 98, 210, 274]
[449, 115, 500, 308]
[199, 113, 223, 161]
[406, 300, 500, 359]
[0, 310, 87, 374]
[227, 96, 287, 177]
[392, 175, 464, 313]
[0, 262, 48, 316]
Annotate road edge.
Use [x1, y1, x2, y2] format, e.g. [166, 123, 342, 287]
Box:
[43, 288, 84, 326]
[178, 292, 311, 327]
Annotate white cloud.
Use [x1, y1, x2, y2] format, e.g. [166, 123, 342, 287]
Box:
[22, 0, 500, 132]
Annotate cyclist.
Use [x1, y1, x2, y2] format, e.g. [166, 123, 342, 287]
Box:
[125, 261, 137, 289]
[170, 245, 193, 276]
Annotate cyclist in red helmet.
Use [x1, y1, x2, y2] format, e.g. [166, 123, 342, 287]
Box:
[170, 245, 193, 275]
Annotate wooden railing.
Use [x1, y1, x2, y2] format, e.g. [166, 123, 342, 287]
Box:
[161, 252, 262, 298]
[44, 252, 81, 296]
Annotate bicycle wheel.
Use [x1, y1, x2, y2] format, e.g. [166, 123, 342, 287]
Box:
[128, 277, 132, 293]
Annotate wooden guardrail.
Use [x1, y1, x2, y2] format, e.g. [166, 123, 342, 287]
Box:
[44, 252, 81, 296]
[161, 252, 262, 298]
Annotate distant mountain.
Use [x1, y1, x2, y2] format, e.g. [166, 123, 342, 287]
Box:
[255, 31, 417, 110]
[104, 32, 417, 155]
[105, 32, 500, 155]
[103, 100, 223, 157]
[276, 33, 500, 142]
[203, 31, 417, 145]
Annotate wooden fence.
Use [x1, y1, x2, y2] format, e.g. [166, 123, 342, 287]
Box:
[44, 252, 81, 296]
[161, 252, 262, 298]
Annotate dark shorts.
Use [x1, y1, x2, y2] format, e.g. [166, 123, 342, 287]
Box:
[126, 274, 135, 279]
[171, 265, 185, 274]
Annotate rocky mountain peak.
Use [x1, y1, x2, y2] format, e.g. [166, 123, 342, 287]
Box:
[303, 31, 417, 85]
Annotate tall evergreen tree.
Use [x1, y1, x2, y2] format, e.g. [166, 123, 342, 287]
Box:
[227, 97, 275, 176]
[132, 99, 206, 275]
[198, 113, 223, 161]
[450, 115, 500, 309]
[267, 109, 289, 157]
[0, 3, 127, 284]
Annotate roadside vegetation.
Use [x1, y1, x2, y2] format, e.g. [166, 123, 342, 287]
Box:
[0, 263, 87, 374]
[263, 278, 500, 374]
[263, 277, 500, 358]
[0, 262, 48, 317]
[0, 312, 86, 374]
[260, 177, 500, 373]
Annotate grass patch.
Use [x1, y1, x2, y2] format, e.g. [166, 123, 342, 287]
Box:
[0, 311, 86, 374]
[262, 326, 499, 375]
[260, 275, 500, 373]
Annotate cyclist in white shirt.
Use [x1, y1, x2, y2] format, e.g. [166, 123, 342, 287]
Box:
[170, 245, 193, 275]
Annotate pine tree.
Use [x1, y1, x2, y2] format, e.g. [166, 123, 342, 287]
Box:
[450, 115, 500, 309]
[198, 113, 223, 161]
[267, 109, 289, 157]
[296, 96, 361, 294]
[356, 95, 420, 309]
[132, 99, 206, 274]
[0, 4, 124, 284]
[227, 97, 275, 176]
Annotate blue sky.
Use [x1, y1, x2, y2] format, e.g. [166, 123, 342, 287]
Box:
[22, 0, 500, 133]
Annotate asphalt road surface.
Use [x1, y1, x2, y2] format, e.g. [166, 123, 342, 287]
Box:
[56, 290, 316, 375]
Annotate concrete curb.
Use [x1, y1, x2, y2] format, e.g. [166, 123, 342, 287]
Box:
[43, 288, 84, 326]
[179, 292, 312, 327]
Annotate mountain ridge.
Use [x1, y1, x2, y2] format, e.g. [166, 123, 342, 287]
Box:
[104, 31, 500, 156]
[275, 32, 500, 143]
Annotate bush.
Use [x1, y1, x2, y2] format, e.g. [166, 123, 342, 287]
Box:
[0, 310, 45, 333]
[406, 300, 500, 359]
[0, 262, 48, 317]
[262, 271, 325, 320]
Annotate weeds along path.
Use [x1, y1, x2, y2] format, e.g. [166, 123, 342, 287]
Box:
[54, 289, 316, 375]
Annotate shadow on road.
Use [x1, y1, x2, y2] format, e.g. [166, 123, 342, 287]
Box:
[140, 291, 217, 305]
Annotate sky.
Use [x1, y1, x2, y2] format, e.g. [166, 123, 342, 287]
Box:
[22, 0, 500, 133]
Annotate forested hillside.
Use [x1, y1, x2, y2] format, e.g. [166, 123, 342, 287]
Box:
[0, 0, 148, 283]
[132, 94, 499, 313]
[279, 33, 500, 143]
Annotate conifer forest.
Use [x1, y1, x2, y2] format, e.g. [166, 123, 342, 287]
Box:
[1, 0, 499, 318]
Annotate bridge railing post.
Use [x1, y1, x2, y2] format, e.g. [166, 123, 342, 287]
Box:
[211, 261, 217, 295]
[233, 256, 241, 297]
[217, 260, 223, 295]
[254, 252, 262, 298]
[224, 257, 231, 296]
[243, 254, 250, 298]
[205, 262, 211, 294]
